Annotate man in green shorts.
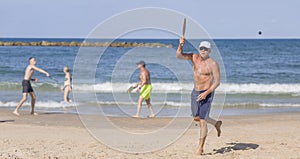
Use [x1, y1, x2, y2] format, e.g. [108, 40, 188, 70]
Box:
[132, 61, 155, 118]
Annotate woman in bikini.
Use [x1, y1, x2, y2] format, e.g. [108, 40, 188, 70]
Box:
[62, 66, 72, 102]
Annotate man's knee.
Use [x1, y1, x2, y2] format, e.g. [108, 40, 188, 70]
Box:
[199, 119, 207, 127]
[200, 120, 208, 138]
[146, 99, 151, 104]
[30, 94, 36, 100]
[21, 93, 28, 100]
[22, 96, 28, 101]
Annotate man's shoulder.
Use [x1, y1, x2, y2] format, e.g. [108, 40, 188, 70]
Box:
[145, 68, 150, 73]
[28, 64, 38, 70]
[28, 64, 34, 68]
[192, 53, 205, 60]
[207, 58, 219, 66]
[208, 57, 216, 62]
[191, 53, 198, 58]
[26, 65, 32, 69]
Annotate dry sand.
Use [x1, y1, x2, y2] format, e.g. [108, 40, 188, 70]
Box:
[1, 108, 300, 159]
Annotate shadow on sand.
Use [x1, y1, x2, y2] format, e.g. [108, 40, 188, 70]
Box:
[0, 120, 15, 123]
[205, 142, 259, 155]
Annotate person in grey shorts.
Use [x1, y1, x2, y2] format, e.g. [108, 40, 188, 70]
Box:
[176, 37, 222, 155]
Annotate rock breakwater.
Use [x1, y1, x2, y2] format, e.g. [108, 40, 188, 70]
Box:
[0, 41, 172, 48]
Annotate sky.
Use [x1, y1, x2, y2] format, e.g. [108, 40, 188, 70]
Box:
[1, 0, 300, 39]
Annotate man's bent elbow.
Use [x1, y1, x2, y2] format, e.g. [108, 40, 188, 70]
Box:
[176, 53, 183, 60]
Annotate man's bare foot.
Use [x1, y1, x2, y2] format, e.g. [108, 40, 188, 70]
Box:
[148, 114, 155, 118]
[30, 112, 38, 115]
[13, 111, 20, 116]
[215, 120, 222, 137]
[195, 148, 203, 155]
[131, 115, 139, 118]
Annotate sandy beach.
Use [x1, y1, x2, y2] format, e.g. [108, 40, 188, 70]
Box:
[0, 109, 300, 159]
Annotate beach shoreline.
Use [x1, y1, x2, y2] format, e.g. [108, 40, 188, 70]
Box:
[1, 108, 299, 158]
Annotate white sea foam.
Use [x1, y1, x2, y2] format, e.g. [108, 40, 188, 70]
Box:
[96, 101, 190, 107]
[219, 83, 300, 94]
[259, 103, 300, 107]
[1, 100, 299, 109]
[0, 101, 75, 108]
[2, 82, 300, 94]
[73, 82, 300, 94]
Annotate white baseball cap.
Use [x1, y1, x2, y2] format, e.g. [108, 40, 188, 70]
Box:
[199, 41, 211, 49]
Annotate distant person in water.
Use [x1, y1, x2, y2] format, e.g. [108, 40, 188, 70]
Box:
[132, 61, 155, 118]
[13, 57, 50, 116]
[176, 37, 222, 155]
[61, 66, 72, 102]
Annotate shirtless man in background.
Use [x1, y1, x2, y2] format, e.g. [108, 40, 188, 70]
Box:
[176, 37, 222, 155]
[13, 57, 50, 116]
[132, 60, 155, 118]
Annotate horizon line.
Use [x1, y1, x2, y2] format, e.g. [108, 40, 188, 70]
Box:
[1, 36, 300, 40]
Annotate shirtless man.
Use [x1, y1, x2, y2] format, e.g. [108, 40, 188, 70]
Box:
[13, 57, 50, 116]
[132, 61, 155, 118]
[176, 37, 222, 155]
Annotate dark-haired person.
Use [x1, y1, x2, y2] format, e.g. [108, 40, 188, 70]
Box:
[13, 57, 50, 116]
[176, 38, 222, 155]
[132, 61, 155, 118]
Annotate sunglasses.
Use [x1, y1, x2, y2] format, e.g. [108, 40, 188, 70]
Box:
[199, 47, 209, 51]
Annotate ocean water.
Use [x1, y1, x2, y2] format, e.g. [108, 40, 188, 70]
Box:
[0, 38, 300, 117]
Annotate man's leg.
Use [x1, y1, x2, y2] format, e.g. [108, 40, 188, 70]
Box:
[202, 92, 222, 137]
[196, 119, 208, 155]
[13, 93, 28, 116]
[29, 92, 37, 115]
[132, 97, 144, 118]
[145, 98, 155, 117]
[206, 117, 222, 137]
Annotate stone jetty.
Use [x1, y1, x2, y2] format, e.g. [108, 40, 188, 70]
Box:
[0, 41, 172, 48]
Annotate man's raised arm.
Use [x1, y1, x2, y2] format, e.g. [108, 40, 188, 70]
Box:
[176, 37, 192, 60]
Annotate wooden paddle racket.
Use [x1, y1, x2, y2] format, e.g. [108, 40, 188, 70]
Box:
[182, 18, 186, 37]
[127, 86, 135, 93]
